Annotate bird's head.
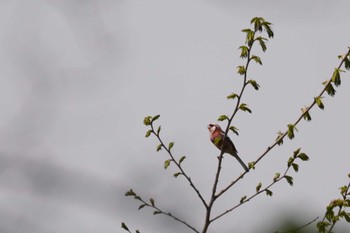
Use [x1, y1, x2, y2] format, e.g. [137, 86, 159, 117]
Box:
[207, 123, 222, 134]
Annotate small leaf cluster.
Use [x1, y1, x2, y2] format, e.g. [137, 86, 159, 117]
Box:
[281, 148, 309, 186]
[239, 17, 273, 70]
[241, 17, 273, 48]
[143, 114, 186, 178]
[317, 173, 350, 233]
[125, 189, 160, 216]
[321, 52, 350, 102]
[287, 148, 309, 173]
[220, 18, 274, 131]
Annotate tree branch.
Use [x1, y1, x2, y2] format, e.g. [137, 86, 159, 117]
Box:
[216, 47, 350, 198]
[202, 18, 274, 233]
[149, 122, 208, 209]
[125, 189, 200, 233]
[211, 149, 305, 222]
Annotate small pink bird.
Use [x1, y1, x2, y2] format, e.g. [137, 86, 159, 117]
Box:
[208, 123, 249, 172]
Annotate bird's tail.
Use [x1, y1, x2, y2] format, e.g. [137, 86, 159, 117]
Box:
[234, 155, 249, 172]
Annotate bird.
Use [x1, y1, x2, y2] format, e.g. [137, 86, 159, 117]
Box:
[207, 123, 249, 172]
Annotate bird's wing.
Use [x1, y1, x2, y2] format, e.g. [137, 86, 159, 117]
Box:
[225, 136, 238, 154]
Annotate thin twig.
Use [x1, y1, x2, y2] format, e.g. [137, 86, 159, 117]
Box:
[137, 194, 200, 233]
[150, 123, 208, 209]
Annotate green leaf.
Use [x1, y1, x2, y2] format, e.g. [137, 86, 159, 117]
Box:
[291, 163, 299, 172]
[257, 37, 267, 52]
[239, 103, 252, 113]
[344, 57, 350, 70]
[301, 107, 312, 121]
[164, 159, 171, 169]
[331, 68, 341, 87]
[121, 222, 130, 231]
[152, 115, 160, 122]
[298, 153, 309, 161]
[168, 142, 174, 150]
[287, 157, 294, 167]
[325, 208, 335, 221]
[227, 93, 239, 100]
[263, 23, 274, 38]
[143, 116, 152, 126]
[239, 45, 249, 58]
[240, 195, 247, 203]
[266, 189, 273, 196]
[315, 96, 325, 110]
[237, 65, 246, 75]
[303, 111, 312, 121]
[138, 204, 147, 210]
[251, 56, 262, 65]
[218, 115, 229, 121]
[125, 189, 136, 197]
[229, 126, 239, 136]
[273, 173, 280, 182]
[324, 82, 336, 97]
[145, 130, 152, 138]
[156, 144, 162, 152]
[317, 221, 330, 233]
[150, 198, 155, 206]
[342, 212, 350, 223]
[157, 126, 161, 135]
[247, 79, 260, 90]
[256, 182, 262, 192]
[241, 28, 252, 34]
[173, 172, 182, 178]
[246, 31, 255, 46]
[275, 131, 284, 145]
[340, 185, 348, 196]
[248, 162, 255, 170]
[153, 211, 161, 215]
[136, 230, 140, 233]
[293, 148, 301, 157]
[287, 124, 297, 139]
[345, 199, 350, 206]
[285, 175, 294, 186]
[179, 156, 186, 165]
[251, 17, 263, 32]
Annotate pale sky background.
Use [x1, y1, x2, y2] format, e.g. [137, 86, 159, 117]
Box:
[0, 1, 349, 233]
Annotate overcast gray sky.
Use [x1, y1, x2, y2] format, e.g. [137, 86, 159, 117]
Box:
[0, 1, 349, 233]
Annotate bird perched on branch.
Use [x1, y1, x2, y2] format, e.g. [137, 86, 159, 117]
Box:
[207, 123, 249, 172]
